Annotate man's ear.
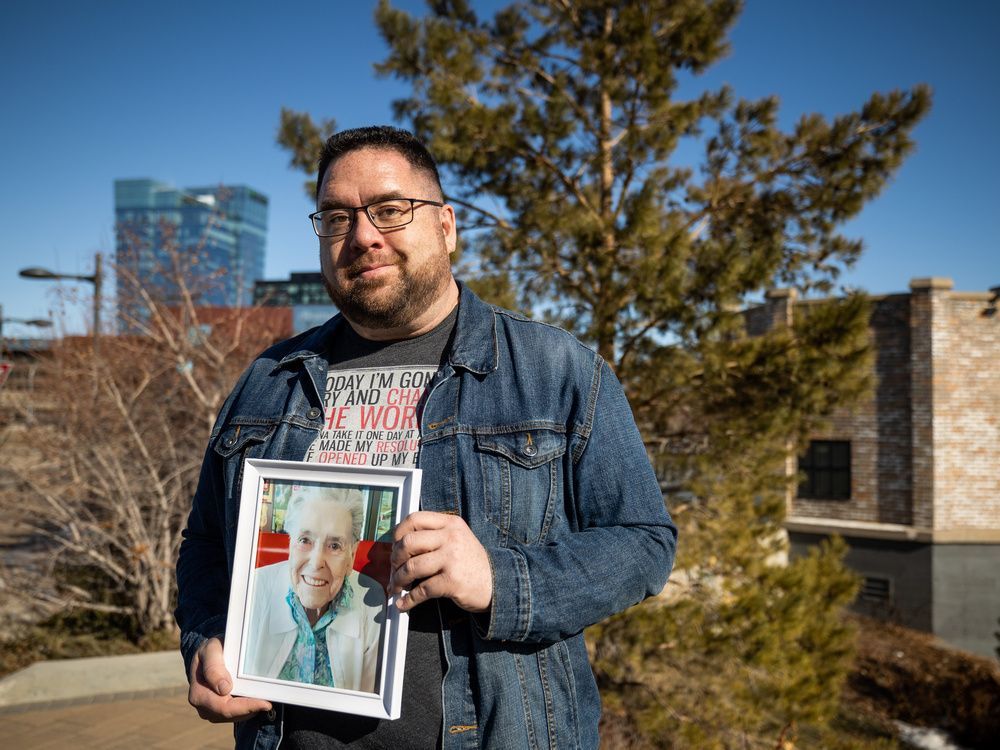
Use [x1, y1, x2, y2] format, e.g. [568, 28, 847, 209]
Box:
[440, 203, 457, 255]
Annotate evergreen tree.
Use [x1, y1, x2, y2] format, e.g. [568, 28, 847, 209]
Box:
[277, 107, 338, 199]
[279, 1, 930, 745]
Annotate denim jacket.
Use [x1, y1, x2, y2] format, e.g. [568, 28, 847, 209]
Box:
[175, 283, 677, 750]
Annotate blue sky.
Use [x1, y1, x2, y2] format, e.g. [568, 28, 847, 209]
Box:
[1, 0, 997, 336]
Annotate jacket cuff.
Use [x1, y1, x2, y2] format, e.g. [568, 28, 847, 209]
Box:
[180, 614, 228, 679]
[481, 546, 531, 641]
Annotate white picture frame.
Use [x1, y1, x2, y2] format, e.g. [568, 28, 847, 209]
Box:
[224, 458, 420, 720]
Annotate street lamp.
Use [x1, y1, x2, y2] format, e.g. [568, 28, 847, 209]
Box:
[0, 305, 53, 356]
[19, 252, 103, 342]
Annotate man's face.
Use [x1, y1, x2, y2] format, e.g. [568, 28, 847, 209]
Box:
[287, 501, 356, 615]
[316, 147, 456, 331]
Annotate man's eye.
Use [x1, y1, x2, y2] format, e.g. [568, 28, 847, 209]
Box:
[326, 212, 351, 225]
[327, 541, 342, 551]
[297, 536, 312, 546]
[374, 205, 404, 220]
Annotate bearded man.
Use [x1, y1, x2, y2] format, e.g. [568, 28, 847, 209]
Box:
[176, 126, 676, 750]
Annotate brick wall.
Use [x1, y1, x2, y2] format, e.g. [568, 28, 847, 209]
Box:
[768, 278, 999, 537]
[909, 278, 942, 529]
[745, 288, 796, 335]
[932, 292, 1000, 531]
[790, 294, 914, 525]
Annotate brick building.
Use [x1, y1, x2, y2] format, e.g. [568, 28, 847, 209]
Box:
[748, 278, 1000, 657]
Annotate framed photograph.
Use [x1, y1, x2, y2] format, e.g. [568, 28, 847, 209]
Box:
[224, 458, 420, 719]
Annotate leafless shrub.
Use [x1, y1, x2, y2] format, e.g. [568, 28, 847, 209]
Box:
[0, 221, 290, 636]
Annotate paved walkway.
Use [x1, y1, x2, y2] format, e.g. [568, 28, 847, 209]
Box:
[0, 652, 233, 749]
[6, 692, 233, 749]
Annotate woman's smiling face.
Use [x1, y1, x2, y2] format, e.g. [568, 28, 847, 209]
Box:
[287, 500, 356, 617]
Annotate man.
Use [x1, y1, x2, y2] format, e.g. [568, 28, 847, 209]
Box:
[243, 488, 385, 693]
[176, 126, 676, 749]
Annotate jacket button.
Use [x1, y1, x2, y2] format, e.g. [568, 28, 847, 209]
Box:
[523, 444, 537, 457]
[225, 437, 236, 447]
[307, 407, 321, 420]
[266, 709, 277, 722]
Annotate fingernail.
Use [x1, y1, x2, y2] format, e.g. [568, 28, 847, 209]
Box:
[217, 679, 231, 695]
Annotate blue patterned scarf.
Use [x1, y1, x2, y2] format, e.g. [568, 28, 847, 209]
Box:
[277, 580, 353, 686]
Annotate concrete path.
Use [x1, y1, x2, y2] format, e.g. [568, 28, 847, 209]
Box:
[0, 651, 233, 748]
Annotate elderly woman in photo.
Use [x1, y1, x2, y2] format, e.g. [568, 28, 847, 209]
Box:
[243, 487, 386, 693]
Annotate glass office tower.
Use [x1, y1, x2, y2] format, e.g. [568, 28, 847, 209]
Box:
[114, 179, 268, 317]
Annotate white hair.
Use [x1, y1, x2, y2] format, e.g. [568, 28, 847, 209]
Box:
[283, 486, 364, 543]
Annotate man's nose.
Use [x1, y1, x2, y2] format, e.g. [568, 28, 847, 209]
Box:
[350, 208, 385, 248]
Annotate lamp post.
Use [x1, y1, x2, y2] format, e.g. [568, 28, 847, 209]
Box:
[19, 252, 103, 344]
[0, 304, 53, 356]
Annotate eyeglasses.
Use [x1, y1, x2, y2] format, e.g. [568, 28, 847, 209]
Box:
[308, 198, 444, 237]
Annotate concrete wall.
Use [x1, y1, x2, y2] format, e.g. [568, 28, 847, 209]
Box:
[932, 544, 1000, 657]
[792, 533, 1000, 658]
[789, 532, 933, 633]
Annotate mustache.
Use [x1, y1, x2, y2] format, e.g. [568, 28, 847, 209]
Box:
[344, 255, 401, 279]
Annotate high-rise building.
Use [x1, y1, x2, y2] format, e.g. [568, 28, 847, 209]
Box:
[114, 179, 268, 314]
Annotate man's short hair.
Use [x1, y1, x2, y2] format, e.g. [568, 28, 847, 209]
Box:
[315, 125, 444, 202]
[283, 487, 364, 543]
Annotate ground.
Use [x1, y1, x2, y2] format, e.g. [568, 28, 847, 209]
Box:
[844, 615, 1000, 750]
[597, 613, 1000, 749]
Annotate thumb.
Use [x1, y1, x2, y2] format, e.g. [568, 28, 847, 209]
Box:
[199, 638, 233, 695]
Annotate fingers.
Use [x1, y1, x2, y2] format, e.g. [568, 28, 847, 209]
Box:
[189, 680, 273, 723]
[391, 527, 448, 569]
[395, 564, 490, 613]
[388, 511, 493, 614]
[395, 573, 443, 612]
[391, 547, 446, 594]
[392, 510, 451, 541]
[188, 637, 271, 723]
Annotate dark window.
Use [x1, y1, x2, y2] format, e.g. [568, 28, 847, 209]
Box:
[798, 440, 851, 499]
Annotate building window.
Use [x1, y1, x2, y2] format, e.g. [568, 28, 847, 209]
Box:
[798, 440, 851, 500]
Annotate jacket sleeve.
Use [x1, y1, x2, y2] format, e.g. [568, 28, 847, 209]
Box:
[174, 368, 250, 677]
[481, 357, 677, 643]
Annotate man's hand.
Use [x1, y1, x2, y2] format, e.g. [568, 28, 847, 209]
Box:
[390, 511, 493, 613]
[188, 637, 272, 723]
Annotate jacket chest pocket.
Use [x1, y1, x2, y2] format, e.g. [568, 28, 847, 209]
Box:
[214, 421, 277, 535]
[475, 429, 566, 546]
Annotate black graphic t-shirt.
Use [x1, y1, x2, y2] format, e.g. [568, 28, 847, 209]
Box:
[283, 307, 457, 750]
[303, 365, 434, 469]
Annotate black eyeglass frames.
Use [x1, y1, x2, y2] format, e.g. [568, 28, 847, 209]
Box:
[309, 198, 444, 237]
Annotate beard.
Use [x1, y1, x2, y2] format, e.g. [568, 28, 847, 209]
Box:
[322, 245, 452, 331]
